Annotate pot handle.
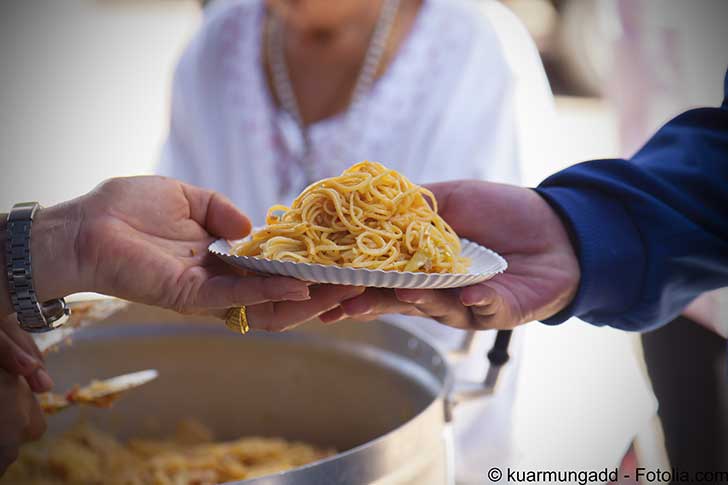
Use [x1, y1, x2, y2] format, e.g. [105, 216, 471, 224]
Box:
[447, 329, 512, 408]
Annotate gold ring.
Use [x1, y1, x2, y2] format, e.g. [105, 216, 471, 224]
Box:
[225, 306, 250, 335]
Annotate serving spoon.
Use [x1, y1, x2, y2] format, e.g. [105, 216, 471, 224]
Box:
[39, 369, 159, 414]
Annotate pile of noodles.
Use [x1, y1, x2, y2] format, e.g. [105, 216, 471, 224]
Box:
[234, 161, 469, 273]
[3, 420, 333, 485]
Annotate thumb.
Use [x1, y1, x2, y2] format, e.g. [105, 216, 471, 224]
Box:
[181, 182, 252, 239]
[205, 192, 252, 240]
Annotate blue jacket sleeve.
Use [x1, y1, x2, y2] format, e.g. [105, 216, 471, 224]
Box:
[535, 70, 728, 331]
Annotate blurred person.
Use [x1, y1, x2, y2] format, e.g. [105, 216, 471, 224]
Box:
[158, 0, 553, 480]
[608, 0, 728, 475]
[0, 176, 363, 473]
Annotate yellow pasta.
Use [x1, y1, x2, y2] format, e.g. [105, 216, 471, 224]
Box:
[3, 421, 334, 485]
[233, 161, 469, 273]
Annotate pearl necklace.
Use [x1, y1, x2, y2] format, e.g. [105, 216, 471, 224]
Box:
[267, 0, 401, 191]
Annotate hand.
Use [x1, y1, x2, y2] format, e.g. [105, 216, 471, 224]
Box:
[319, 288, 426, 324]
[0, 369, 45, 475]
[246, 285, 366, 332]
[0, 316, 53, 393]
[321, 181, 580, 330]
[29, 176, 312, 316]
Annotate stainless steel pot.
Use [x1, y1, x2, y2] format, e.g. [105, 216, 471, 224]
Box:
[42, 305, 506, 484]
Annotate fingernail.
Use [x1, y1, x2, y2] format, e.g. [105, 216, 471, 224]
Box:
[320, 307, 344, 324]
[460, 295, 475, 306]
[15, 351, 40, 373]
[33, 369, 54, 392]
[395, 289, 420, 304]
[341, 298, 369, 315]
[344, 286, 366, 297]
[282, 285, 310, 301]
[461, 290, 490, 307]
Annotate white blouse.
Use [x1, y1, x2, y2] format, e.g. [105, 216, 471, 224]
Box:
[158, 0, 548, 481]
[159, 0, 521, 222]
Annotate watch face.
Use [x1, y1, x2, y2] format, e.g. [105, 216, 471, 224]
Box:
[44, 301, 71, 325]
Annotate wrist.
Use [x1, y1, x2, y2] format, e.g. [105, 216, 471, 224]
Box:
[535, 185, 645, 326]
[528, 188, 581, 321]
[29, 202, 85, 302]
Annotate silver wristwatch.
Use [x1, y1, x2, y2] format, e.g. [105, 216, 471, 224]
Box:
[6, 202, 70, 332]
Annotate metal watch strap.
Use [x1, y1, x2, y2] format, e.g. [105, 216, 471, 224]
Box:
[6, 202, 69, 332]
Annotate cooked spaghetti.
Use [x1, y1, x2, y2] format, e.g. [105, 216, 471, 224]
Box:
[233, 161, 469, 273]
[3, 420, 334, 485]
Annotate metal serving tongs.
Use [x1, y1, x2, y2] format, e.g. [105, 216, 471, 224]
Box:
[38, 369, 159, 414]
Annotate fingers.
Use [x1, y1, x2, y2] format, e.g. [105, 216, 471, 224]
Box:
[319, 306, 345, 324]
[24, 369, 54, 394]
[248, 285, 365, 332]
[318, 283, 523, 331]
[423, 181, 462, 207]
[460, 283, 495, 305]
[181, 183, 252, 239]
[460, 283, 499, 313]
[423, 181, 469, 228]
[0, 318, 54, 392]
[197, 274, 311, 308]
[320, 288, 431, 324]
[21, 382, 46, 442]
[0, 371, 47, 474]
[201, 277, 520, 331]
[0, 316, 44, 362]
[321, 286, 495, 330]
[333, 289, 423, 322]
[395, 288, 473, 329]
[0, 445, 19, 477]
[459, 283, 521, 330]
[205, 192, 252, 239]
[0, 330, 43, 377]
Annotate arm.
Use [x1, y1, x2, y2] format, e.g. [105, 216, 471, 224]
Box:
[537, 72, 728, 330]
[1, 177, 312, 321]
[0, 176, 318, 389]
[2, 176, 363, 328]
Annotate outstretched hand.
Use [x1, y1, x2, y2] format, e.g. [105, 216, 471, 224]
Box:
[321, 180, 580, 330]
[32, 176, 310, 314]
[27, 176, 356, 326]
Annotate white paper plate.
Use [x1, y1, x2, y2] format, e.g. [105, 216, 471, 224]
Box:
[209, 238, 506, 289]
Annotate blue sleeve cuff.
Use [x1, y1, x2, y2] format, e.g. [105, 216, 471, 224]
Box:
[533, 186, 646, 326]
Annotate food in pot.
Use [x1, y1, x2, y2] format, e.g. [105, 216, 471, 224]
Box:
[3, 420, 334, 485]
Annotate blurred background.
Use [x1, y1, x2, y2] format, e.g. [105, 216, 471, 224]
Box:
[2, 0, 725, 207]
[0, 0, 726, 481]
